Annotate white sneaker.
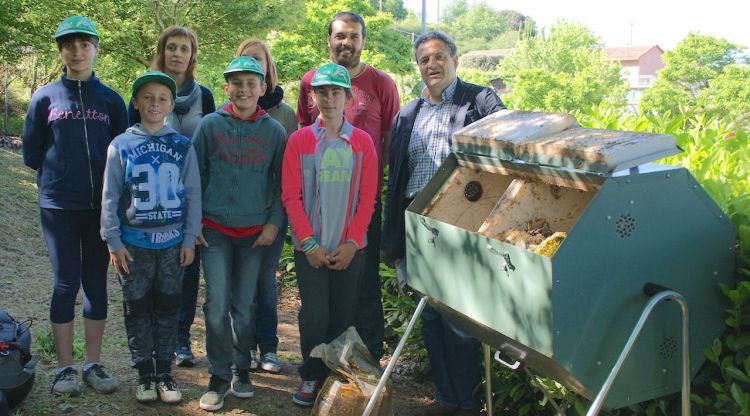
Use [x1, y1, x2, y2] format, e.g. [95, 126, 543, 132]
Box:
[156, 374, 182, 404]
[260, 352, 282, 373]
[249, 350, 258, 370]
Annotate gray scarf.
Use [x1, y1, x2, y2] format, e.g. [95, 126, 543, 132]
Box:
[174, 80, 201, 115]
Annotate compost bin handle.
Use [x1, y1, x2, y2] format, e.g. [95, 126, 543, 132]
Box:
[494, 350, 522, 370]
[419, 217, 439, 245]
[643, 283, 672, 296]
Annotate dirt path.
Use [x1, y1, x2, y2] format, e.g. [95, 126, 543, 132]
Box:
[0, 148, 434, 415]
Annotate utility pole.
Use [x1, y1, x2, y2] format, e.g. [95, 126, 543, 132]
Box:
[421, 0, 426, 34]
[629, 22, 634, 46]
[3, 63, 7, 136]
[379, 0, 383, 12]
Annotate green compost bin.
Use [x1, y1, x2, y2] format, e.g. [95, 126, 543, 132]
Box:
[404, 110, 736, 409]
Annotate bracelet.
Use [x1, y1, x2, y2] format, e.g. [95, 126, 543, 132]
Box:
[302, 238, 319, 253]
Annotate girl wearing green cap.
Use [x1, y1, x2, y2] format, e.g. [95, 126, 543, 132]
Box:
[22, 15, 127, 397]
[281, 62, 377, 406]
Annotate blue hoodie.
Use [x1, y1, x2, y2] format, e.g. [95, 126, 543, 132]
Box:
[22, 74, 128, 210]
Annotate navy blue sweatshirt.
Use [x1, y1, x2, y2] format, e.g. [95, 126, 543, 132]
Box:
[22, 74, 128, 210]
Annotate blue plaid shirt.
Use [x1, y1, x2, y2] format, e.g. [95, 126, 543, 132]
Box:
[405, 78, 458, 198]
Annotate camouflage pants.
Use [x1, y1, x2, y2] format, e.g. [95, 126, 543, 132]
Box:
[119, 244, 183, 366]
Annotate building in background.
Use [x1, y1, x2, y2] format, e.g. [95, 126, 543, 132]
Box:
[604, 45, 664, 112]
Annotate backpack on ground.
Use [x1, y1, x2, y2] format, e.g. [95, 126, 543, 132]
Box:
[0, 308, 36, 415]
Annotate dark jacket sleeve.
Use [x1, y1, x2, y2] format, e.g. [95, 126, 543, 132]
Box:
[22, 92, 49, 170]
[200, 85, 216, 115]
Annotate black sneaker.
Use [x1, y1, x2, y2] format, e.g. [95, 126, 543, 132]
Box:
[135, 374, 157, 402]
[199, 375, 230, 411]
[231, 369, 254, 398]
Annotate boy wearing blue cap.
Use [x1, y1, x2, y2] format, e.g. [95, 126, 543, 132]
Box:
[22, 15, 127, 396]
[100, 70, 201, 404]
[193, 56, 286, 412]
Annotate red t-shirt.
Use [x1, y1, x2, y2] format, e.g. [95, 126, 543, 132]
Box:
[297, 65, 400, 194]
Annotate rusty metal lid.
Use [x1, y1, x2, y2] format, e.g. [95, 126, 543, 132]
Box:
[452, 110, 681, 173]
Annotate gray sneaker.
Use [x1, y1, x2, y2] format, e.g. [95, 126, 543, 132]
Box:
[260, 352, 281, 373]
[52, 367, 81, 396]
[156, 373, 182, 404]
[231, 369, 255, 398]
[199, 375, 230, 411]
[249, 350, 258, 370]
[82, 363, 118, 393]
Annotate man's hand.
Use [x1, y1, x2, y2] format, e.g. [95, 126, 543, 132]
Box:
[180, 247, 195, 267]
[327, 242, 357, 271]
[253, 224, 279, 248]
[196, 231, 209, 247]
[110, 248, 133, 275]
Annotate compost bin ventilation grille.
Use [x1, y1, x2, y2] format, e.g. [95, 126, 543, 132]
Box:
[659, 335, 677, 360]
[616, 214, 636, 238]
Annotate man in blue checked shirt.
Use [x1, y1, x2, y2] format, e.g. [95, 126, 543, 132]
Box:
[381, 31, 505, 416]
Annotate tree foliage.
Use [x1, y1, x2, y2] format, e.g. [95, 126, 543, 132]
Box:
[3, 0, 304, 97]
[271, 0, 413, 84]
[368, 0, 407, 20]
[640, 33, 744, 119]
[498, 21, 627, 112]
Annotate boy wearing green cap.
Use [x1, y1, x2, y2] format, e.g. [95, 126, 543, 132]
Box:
[22, 15, 127, 396]
[100, 70, 201, 404]
[282, 63, 377, 406]
[192, 56, 286, 411]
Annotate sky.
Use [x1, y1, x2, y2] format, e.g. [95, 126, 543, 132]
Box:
[403, 0, 750, 50]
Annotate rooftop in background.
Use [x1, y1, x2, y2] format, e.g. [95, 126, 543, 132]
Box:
[604, 45, 664, 61]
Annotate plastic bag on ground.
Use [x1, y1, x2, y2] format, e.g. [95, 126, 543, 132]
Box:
[310, 326, 393, 416]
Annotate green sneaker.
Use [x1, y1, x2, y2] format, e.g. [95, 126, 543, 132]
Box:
[52, 367, 81, 397]
[82, 363, 118, 393]
[231, 369, 254, 398]
[199, 375, 230, 411]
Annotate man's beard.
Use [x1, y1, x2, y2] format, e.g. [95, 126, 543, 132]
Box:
[333, 45, 361, 68]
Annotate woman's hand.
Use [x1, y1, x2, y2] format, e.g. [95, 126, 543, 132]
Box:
[305, 246, 330, 269]
[327, 242, 357, 271]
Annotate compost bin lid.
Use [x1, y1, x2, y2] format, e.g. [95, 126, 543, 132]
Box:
[452, 110, 681, 173]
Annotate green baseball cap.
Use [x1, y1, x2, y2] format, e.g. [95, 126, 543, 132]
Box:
[223, 56, 265, 82]
[132, 70, 176, 99]
[311, 63, 351, 90]
[54, 15, 99, 41]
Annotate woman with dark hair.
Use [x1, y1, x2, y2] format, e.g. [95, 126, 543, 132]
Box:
[233, 38, 296, 374]
[129, 25, 216, 367]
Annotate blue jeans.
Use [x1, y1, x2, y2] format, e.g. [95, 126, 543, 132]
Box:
[253, 218, 287, 355]
[398, 260, 481, 409]
[202, 228, 263, 379]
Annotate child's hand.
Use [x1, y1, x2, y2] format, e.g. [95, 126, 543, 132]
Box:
[196, 231, 209, 247]
[305, 246, 330, 269]
[327, 242, 357, 271]
[180, 247, 195, 267]
[110, 248, 133, 275]
[252, 224, 279, 248]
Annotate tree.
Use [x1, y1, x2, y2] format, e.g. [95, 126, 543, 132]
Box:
[498, 21, 628, 112]
[640, 33, 742, 116]
[697, 65, 750, 123]
[271, 0, 413, 84]
[9, 0, 304, 96]
[452, 3, 508, 42]
[368, 0, 407, 20]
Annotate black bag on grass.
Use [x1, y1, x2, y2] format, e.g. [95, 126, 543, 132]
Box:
[0, 308, 36, 415]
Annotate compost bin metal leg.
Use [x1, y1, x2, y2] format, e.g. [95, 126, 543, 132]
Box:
[363, 295, 429, 416]
[585, 289, 690, 416]
[484, 343, 493, 416]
